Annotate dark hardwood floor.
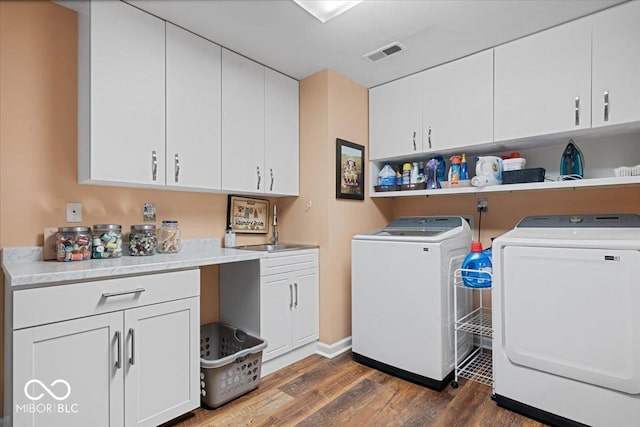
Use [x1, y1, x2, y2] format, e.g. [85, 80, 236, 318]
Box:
[168, 351, 547, 426]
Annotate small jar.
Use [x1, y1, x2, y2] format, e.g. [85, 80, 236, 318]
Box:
[56, 226, 92, 262]
[129, 224, 157, 256]
[158, 220, 182, 253]
[92, 224, 123, 259]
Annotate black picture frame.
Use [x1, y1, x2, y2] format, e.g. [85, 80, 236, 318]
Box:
[336, 138, 365, 200]
[226, 195, 270, 234]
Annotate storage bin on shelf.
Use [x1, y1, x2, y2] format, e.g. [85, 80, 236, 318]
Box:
[200, 323, 268, 408]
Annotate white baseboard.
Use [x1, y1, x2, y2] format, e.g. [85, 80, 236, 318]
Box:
[315, 336, 352, 359]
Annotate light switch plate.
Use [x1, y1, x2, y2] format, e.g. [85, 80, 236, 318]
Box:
[66, 202, 82, 222]
[44, 227, 58, 260]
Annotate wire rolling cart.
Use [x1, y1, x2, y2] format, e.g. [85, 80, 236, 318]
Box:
[451, 268, 493, 389]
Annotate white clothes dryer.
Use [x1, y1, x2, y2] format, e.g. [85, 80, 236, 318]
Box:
[351, 216, 472, 391]
[492, 214, 640, 427]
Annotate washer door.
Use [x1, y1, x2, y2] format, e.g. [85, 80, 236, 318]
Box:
[501, 245, 640, 394]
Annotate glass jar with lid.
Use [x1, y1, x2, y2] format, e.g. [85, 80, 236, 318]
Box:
[129, 224, 157, 256]
[56, 226, 92, 262]
[92, 224, 123, 259]
[158, 220, 182, 253]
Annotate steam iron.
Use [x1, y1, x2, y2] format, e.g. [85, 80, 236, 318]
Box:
[560, 140, 584, 180]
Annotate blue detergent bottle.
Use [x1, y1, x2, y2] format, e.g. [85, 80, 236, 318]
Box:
[461, 241, 493, 288]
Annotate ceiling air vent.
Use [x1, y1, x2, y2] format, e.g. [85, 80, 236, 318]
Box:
[364, 42, 405, 63]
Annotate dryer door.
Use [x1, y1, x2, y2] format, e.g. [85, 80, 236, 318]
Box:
[501, 245, 640, 394]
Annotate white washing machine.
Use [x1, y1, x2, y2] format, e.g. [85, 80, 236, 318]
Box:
[492, 214, 640, 427]
[351, 216, 472, 391]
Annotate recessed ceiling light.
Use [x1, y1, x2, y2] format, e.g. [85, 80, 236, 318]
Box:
[293, 0, 364, 23]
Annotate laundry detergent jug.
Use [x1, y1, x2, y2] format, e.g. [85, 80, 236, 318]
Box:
[472, 156, 503, 186]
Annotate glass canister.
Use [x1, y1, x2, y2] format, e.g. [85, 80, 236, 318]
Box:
[92, 224, 123, 259]
[129, 224, 157, 256]
[158, 220, 182, 253]
[56, 226, 92, 262]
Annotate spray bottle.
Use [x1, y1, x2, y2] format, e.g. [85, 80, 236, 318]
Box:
[460, 153, 468, 180]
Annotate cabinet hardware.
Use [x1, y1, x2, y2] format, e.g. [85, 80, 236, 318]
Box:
[174, 154, 180, 183]
[428, 126, 432, 149]
[151, 151, 158, 181]
[129, 328, 135, 366]
[604, 91, 609, 122]
[412, 130, 416, 151]
[102, 288, 146, 298]
[256, 167, 261, 190]
[574, 97, 580, 126]
[294, 282, 298, 307]
[289, 284, 294, 309]
[270, 168, 274, 191]
[115, 331, 122, 369]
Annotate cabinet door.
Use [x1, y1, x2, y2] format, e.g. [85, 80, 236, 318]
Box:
[369, 72, 424, 160]
[265, 69, 299, 196]
[13, 312, 123, 427]
[124, 298, 199, 427]
[592, 1, 640, 128]
[166, 23, 222, 190]
[87, 1, 165, 186]
[260, 273, 294, 361]
[423, 50, 493, 151]
[292, 268, 319, 349]
[221, 49, 265, 193]
[494, 18, 592, 141]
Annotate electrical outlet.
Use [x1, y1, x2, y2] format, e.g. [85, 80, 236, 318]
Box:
[476, 198, 488, 213]
[66, 202, 83, 222]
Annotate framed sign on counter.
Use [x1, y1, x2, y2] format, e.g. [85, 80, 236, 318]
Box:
[227, 195, 269, 234]
[336, 138, 365, 200]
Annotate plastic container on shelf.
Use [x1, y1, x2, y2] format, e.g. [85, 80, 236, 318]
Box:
[92, 224, 123, 259]
[129, 224, 157, 256]
[56, 226, 92, 262]
[200, 323, 267, 408]
[158, 220, 182, 253]
[461, 241, 493, 288]
[224, 224, 236, 248]
[378, 163, 396, 186]
[449, 156, 462, 186]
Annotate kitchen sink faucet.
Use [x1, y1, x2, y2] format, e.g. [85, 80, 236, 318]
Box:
[269, 203, 278, 245]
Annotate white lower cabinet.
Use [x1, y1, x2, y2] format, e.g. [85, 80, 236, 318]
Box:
[220, 249, 319, 367]
[10, 270, 200, 427]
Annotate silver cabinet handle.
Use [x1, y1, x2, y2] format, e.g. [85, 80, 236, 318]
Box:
[102, 288, 146, 298]
[428, 126, 432, 149]
[151, 151, 158, 181]
[604, 91, 609, 122]
[294, 282, 298, 307]
[256, 166, 261, 190]
[412, 130, 416, 151]
[129, 328, 135, 366]
[289, 284, 294, 309]
[270, 168, 274, 191]
[115, 331, 122, 369]
[574, 97, 580, 126]
[174, 154, 180, 183]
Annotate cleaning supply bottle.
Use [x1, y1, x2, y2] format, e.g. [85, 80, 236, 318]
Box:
[410, 162, 419, 184]
[402, 163, 412, 184]
[461, 241, 492, 288]
[417, 161, 425, 183]
[460, 153, 468, 180]
[426, 158, 441, 189]
[560, 140, 584, 180]
[224, 224, 236, 248]
[448, 156, 461, 186]
[435, 156, 446, 182]
[378, 163, 396, 186]
[396, 166, 403, 186]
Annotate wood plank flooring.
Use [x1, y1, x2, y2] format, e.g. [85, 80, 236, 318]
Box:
[166, 351, 547, 427]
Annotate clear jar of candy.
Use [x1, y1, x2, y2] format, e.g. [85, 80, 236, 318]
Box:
[56, 226, 92, 262]
[158, 220, 182, 253]
[129, 224, 157, 256]
[92, 224, 123, 259]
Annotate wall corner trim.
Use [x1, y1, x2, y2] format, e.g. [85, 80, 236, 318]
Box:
[315, 336, 352, 359]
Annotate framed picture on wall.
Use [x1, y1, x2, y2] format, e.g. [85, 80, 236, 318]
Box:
[336, 138, 365, 200]
[226, 195, 270, 234]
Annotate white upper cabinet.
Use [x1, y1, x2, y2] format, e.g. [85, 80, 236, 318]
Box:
[221, 49, 266, 194]
[369, 72, 424, 160]
[494, 17, 592, 142]
[166, 23, 222, 191]
[78, 0, 166, 187]
[265, 68, 299, 196]
[422, 49, 493, 152]
[592, 1, 640, 128]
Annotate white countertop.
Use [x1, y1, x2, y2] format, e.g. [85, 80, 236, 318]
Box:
[2, 239, 266, 288]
